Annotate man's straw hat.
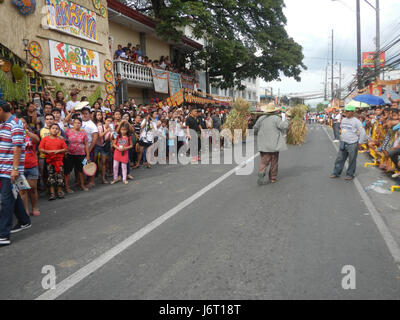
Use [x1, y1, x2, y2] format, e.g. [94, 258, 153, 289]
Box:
[260, 103, 280, 114]
[74, 101, 89, 111]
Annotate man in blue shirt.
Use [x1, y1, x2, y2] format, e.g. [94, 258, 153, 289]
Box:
[114, 45, 124, 60]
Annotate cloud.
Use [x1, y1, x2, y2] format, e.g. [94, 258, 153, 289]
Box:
[260, 0, 400, 104]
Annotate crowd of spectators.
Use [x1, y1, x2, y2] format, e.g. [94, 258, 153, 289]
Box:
[114, 42, 195, 75]
[315, 92, 400, 179]
[0, 91, 229, 245]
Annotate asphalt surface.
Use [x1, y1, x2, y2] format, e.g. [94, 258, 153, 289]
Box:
[1, 123, 400, 300]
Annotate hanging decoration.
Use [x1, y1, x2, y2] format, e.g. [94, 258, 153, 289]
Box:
[105, 83, 115, 95]
[12, 64, 24, 81]
[0, 70, 29, 102]
[106, 94, 115, 105]
[104, 71, 113, 83]
[28, 41, 42, 58]
[12, 0, 36, 16]
[92, 0, 101, 10]
[29, 57, 43, 73]
[104, 59, 113, 72]
[99, 5, 107, 18]
[1, 61, 11, 73]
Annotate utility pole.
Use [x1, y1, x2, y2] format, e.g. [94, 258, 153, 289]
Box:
[375, 0, 380, 80]
[324, 65, 328, 101]
[339, 62, 342, 100]
[331, 29, 334, 101]
[356, 0, 362, 89]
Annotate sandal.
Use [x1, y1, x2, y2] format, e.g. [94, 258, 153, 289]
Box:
[57, 191, 65, 199]
[48, 193, 56, 201]
[102, 180, 109, 184]
[31, 209, 40, 216]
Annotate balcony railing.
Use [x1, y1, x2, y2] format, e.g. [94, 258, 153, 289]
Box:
[113, 60, 154, 88]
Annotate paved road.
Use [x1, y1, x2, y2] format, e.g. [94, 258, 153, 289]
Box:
[1, 123, 400, 299]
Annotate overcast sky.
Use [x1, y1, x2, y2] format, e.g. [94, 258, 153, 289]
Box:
[260, 0, 400, 105]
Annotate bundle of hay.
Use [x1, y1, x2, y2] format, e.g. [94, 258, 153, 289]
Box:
[222, 97, 250, 142]
[287, 105, 307, 145]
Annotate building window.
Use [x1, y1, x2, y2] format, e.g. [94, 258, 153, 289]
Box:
[211, 86, 218, 95]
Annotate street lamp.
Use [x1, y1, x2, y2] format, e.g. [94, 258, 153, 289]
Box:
[23, 38, 29, 64]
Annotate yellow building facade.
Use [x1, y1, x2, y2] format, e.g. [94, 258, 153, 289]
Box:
[0, 0, 113, 103]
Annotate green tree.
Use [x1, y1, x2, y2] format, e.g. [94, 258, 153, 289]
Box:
[316, 103, 325, 113]
[125, 0, 306, 89]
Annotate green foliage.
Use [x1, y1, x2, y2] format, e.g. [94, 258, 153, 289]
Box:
[12, 64, 23, 81]
[50, 79, 67, 99]
[88, 86, 102, 107]
[316, 103, 325, 113]
[131, 0, 306, 88]
[0, 70, 28, 102]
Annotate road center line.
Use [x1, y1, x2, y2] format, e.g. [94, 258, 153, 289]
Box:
[322, 125, 400, 267]
[35, 153, 259, 300]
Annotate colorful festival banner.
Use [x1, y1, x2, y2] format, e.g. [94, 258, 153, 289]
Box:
[362, 51, 385, 69]
[181, 74, 195, 90]
[49, 40, 101, 82]
[152, 69, 169, 94]
[45, 0, 98, 42]
[168, 72, 182, 96]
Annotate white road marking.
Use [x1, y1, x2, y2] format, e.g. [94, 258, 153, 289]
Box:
[35, 153, 259, 300]
[323, 126, 400, 268]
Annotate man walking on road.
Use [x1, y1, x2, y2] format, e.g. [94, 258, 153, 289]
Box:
[0, 100, 31, 246]
[330, 105, 367, 180]
[253, 104, 290, 185]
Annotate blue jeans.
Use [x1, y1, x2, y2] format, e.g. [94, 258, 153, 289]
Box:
[332, 142, 358, 177]
[333, 122, 340, 140]
[0, 177, 31, 238]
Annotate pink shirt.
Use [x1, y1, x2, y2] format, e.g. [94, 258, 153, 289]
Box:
[113, 136, 130, 164]
[66, 128, 88, 155]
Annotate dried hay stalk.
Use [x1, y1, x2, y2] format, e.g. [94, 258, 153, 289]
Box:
[287, 105, 308, 145]
[223, 97, 250, 142]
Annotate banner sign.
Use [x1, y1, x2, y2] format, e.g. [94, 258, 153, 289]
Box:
[45, 0, 98, 42]
[152, 69, 169, 94]
[362, 51, 385, 69]
[181, 74, 195, 90]
[49, 40, 101, 82]
[169, 72, 182, 96]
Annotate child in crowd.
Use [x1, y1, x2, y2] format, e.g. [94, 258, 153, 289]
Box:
[111, 121, 133, 185]
[20, 116, 40, 216]
[38, 124, 68, 200]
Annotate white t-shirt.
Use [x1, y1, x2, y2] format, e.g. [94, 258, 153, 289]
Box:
[334, 114, 341, 122]
[176, 121, 185, 137]
[66, 100, 79, 113]
[120, 52, 129, 60]
[101, 106, 112, 113]
[82, 120, 99, 145]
